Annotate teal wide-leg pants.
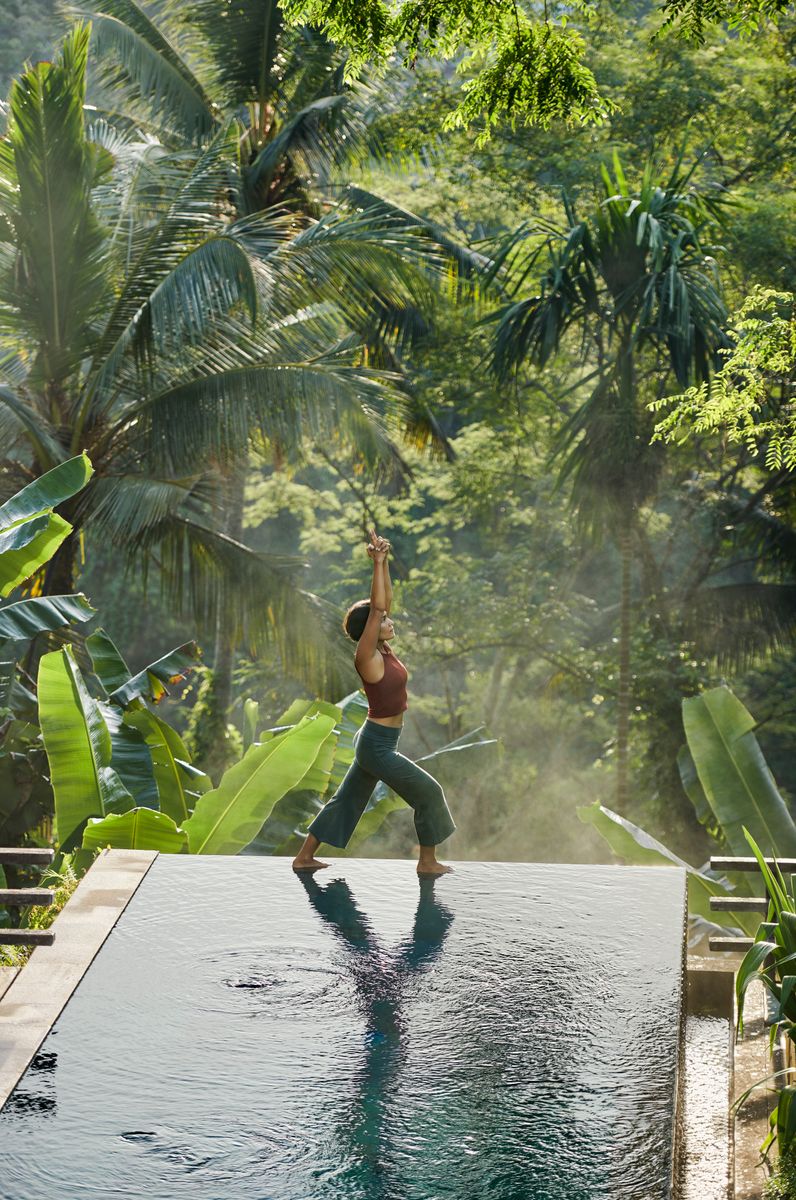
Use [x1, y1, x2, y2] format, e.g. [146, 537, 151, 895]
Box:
[308, 719, 456, 849]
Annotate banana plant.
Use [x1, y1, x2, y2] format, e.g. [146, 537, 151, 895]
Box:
[78, 703, 339, 854]
[682, 687, 796, 858]
[37, 634, 341, 854]
[0, 454, 95, 638]
[38, 633, 206, 851]
[181, 709, 337, 853]
[734, 830, 796, 1160]
[0, 454, 98, 845]
[578, 684, 796, 935]
[577, 800, 759, 936]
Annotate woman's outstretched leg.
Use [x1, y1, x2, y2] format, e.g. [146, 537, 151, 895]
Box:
[359, 740, 456, 875]
[293, 757, 379, 869]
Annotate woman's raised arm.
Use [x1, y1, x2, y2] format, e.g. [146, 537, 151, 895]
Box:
[383, 552, 393, 615]
[355, 534, 389, 676]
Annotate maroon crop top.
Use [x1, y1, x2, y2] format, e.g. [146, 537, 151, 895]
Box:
[356, 648, 409, 718]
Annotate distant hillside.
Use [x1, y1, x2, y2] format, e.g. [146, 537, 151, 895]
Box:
[0, 1, 65, 95]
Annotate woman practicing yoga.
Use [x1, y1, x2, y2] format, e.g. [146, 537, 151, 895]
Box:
[292, 529, 456, 876]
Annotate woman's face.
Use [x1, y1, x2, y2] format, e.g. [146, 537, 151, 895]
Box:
[379, 612, 395, 641]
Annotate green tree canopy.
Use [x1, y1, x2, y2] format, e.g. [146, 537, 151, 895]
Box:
[279, 0, 794, 137]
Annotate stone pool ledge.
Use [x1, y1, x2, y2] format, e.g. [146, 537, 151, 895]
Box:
[0, 848, 157, 1107]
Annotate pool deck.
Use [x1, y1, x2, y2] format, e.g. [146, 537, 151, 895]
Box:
[0, 849, 157, 1108]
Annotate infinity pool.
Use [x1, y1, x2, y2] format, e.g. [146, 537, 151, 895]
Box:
[0, 858, 686, 1199]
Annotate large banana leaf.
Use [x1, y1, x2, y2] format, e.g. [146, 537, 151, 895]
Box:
[0, 512, 72, 596]
[82, 807, 188, 852]
[577, 799, 759, 935]
[265, 699, 341, 793]
[323, 689, 368, 795]
[124, 707, 210, 824]
[38, 646, 132, 849]
[298, 723, 340, 796]
[0, 452, 93, 530]
[110, 641, 200, 706]
[266, 696, 341, 731]
[183, 711, 336, 853]
[86, 627, 131, 694]
[248, 705, 341, 853]
[683, 686, 796, 858]
[0, 452, 94, 595]
[0, 594, 95, 643]
[677, 744, 712, 826]
[102, 703, 159, 809]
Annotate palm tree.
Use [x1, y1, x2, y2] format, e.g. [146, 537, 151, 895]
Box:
[491, 155, 728, 810]
[65, 0, 478, 743]
[0, 24, 449, 713]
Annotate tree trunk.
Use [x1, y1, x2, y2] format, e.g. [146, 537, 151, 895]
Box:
[187, 464, 247, 781]
[212, 464, 246, 721]
[482, 648, 508, 726]
[616, 515, 633, 812]
[43, 532, 76, 595]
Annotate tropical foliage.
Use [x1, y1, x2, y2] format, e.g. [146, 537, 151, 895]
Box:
[579, 685, 796, 938]
[280, 0, 789, 136]
[0, 20, 461, 712]
[734, 831, 796, 1160]
[653, 288, 796, 469]
[1, 0, 795, 884]
[0, 455, 97, 847]
[488, 154, 729, 808]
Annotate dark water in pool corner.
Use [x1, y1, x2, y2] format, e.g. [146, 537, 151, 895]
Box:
[0, 858, 685, 1200]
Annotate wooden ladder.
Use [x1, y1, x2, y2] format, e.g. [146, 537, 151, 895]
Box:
[0, 849, 56, 947]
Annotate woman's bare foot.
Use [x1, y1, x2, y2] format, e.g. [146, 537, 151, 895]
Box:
[292, 833, 327, 871]
[417, 859, 453, 876]
[292, 856, 329, 871]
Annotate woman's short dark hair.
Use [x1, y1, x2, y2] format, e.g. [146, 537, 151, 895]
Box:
[343, 600, 371, 642]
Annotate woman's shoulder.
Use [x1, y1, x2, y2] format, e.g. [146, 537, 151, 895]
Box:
[355, 646, 387, 683]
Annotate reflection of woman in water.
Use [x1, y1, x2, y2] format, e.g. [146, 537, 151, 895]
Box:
[296, 873, 454, 1191]
[293, 529, 456, 876]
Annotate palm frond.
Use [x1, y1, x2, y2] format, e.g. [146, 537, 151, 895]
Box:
[86, 121, 242, 407]
[70, 0, 216, 139]
[261, 205, 441, 340]
[134, 355, 407, 474]
[685, 582, 796, 670]
[133, 509, 352, 695]
[0, 387, 65, 471]
[167, 0, 284, 108]
[85, 473, 213, 541]
[86, 122, 174, 273]
[243, 93, 347, 203]
[341, 185, 490, 279]
[0, 25, 112, 388]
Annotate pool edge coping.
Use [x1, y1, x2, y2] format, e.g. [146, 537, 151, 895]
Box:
[0, 848, 158, 1109]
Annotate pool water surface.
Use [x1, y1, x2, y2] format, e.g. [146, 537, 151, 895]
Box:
[0, 858, 686, 1200]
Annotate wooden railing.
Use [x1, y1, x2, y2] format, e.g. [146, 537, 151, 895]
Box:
[0, 849, 55, 947]
[707, 856, 793, 953]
